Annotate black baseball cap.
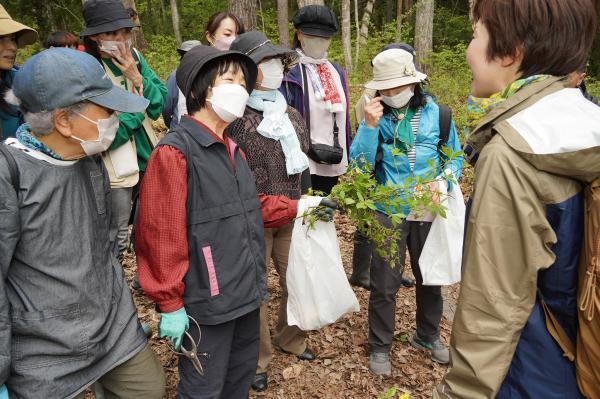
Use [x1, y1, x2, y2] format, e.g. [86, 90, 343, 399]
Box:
[230, 31, 297, 65]
[292, 5, 339, 38]
[81, 0, 137, 37]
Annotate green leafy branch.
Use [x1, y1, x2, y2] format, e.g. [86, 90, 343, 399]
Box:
[302, 147, 462, 268]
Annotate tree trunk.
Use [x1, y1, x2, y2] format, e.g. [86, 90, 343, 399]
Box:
[358, 0, 376, 46]
[354, 0, 360, 59]
[385, 0, 393, 23]
[170, 0, 182, 44]
[414, 0, 434, 73]
[158, 0, 167, 30]
[395, 0, 403, 41]
[277, 0, 289, 47]
[121, 0, 147, 49]
[404, 0, 414, 11]
[341, 0, 352, 71]
[229, 0, 258, 31]
[297, 0, 324, 7]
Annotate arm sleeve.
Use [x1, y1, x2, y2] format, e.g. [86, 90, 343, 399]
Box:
[0, 164, 18, 384]
[349, 120, 380, 171]
[135, 145, 189, 313]
[434, 139, 557, 399]
[138, 52, 168, 121]
[445, 120, 464, 182]
[259, 194, 298, 228]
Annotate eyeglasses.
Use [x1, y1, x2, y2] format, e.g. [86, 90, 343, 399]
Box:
[244, 39, 271, 56]
[168, 316, 208, 376]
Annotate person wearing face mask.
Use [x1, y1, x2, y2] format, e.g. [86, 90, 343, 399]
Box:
[136, 45, 304, 398]
[280, 5, 352, 195]
[81, 0, 167, 265]
[0, 48, 165, 399]
[228, 31, 336, 392]
[350, 48, 463, 376]
[204, 11, 245, 51]
[0, 5, 37, 140]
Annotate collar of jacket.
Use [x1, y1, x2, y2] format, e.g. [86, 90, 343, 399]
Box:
[464, 75, 568, 165]
[178, 115, 228, 148]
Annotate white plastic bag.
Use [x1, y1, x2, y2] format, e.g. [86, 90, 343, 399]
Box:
[287, 197, 360, 330]
[419, 180, 466, 286]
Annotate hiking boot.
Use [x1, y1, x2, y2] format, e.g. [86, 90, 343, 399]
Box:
[369, 352, 391, 376]
[410, 333, 449, 364]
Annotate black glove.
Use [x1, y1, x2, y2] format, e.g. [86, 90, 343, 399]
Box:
[314, 198, 338, 222]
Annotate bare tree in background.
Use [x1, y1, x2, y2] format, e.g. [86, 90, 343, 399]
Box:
[358, 0, 376, 46]
[341, 0, 352, 71]
[414, 0, 434, 73]
[121, 0, 147, 49]
[395, 0, 403, 41]
[229, 0, 258, 31]
[170, 0, 182, 45]
[277, 0, 290, 47]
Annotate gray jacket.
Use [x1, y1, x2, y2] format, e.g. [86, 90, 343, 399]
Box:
[0, 145, 147, 399]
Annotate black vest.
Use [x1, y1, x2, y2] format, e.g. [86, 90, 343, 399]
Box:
[160, 116, 267, 325]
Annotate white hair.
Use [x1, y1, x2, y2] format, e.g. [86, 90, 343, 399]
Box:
[4, 90, 88, 136]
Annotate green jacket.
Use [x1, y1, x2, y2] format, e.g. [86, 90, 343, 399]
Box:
[103, 52, 167, 171]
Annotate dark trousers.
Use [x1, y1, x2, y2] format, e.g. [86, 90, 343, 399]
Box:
[351, 229, 373, 284]
[369, 214, 443, 352]
[310, 174, 339, 195]
[178, 308, 260, 399]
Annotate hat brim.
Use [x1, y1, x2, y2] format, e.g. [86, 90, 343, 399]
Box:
[87, 84, 149, 113]
[249, 43, 298, 65]
[0, 20, 38, 47]
[364, 72, 428, 91]
[298, 26, 336, 38]
[80, 18, 136, 37]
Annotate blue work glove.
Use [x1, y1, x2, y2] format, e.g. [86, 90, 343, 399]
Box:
[0, 384, 9, 399]
[159, 308, 189, 351]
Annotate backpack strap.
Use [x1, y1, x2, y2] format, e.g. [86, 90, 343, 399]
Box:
[539, 290, 576, 362]
[301, 64, 311, 138]
[438, 104, 452, 153]
[0, 143, 19, 191]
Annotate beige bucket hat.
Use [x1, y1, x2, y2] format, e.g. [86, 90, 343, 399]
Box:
[0, 5, 38, 48]
[365, 48, 427, 91]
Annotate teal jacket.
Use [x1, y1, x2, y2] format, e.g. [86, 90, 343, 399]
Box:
[349, 97, 463, 216]
[0, 68, 22, 140]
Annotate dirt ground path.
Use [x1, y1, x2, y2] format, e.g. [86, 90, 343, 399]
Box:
[123, 214, 460, 399]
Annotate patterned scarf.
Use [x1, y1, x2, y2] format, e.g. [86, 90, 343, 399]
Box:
[16, 123, 63, 159]
[391, 106, 417, 153]
[465, 75, 552, 137]
[298, 49, 344, 113]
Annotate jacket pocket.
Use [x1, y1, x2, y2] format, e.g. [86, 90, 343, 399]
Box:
[89, 171, 106, 215]
[202, 245, 220, 297]
[11, 304, 88, 371]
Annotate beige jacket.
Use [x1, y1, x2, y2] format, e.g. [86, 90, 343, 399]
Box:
[433, 77, 600, 398]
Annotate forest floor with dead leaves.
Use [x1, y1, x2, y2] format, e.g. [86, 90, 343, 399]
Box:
[122, 214, 459, 399]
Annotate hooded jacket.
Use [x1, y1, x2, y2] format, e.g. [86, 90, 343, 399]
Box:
[434, 76, 600, 398]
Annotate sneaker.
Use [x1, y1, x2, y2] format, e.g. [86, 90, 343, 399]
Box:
[410, 333, 449, 364]
[369, 352, 392, 376]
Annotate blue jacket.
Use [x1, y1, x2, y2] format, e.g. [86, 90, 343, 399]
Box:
[279, 61, 352, 153]
[0, 68, 23, 140]
[349, 97, 463, 216]
[162, 70, 179, 130]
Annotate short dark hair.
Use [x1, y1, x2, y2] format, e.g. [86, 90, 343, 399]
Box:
[187, 56, 251, 114]
[45, 31, 79, 49]
[204, 12, 245, 41]
[473, 0, 597, 77]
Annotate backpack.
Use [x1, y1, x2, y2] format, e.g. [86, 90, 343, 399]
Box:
[541, 179, 600, 399]
[374, 104, 452, 167]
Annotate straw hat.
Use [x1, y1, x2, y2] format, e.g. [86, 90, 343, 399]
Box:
[365, 49, 427, 91]
[0, 5, 38, 48]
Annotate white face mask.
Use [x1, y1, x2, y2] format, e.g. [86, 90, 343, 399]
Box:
[301, 36, 331, 59]
[207, 84, 249, 123]
[258, 58, 284, 90]
[382, 88, 414, 109]
[98, 39, 132, 57]
[213, 36, 235, 51]
[71, 112, 119, 156]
